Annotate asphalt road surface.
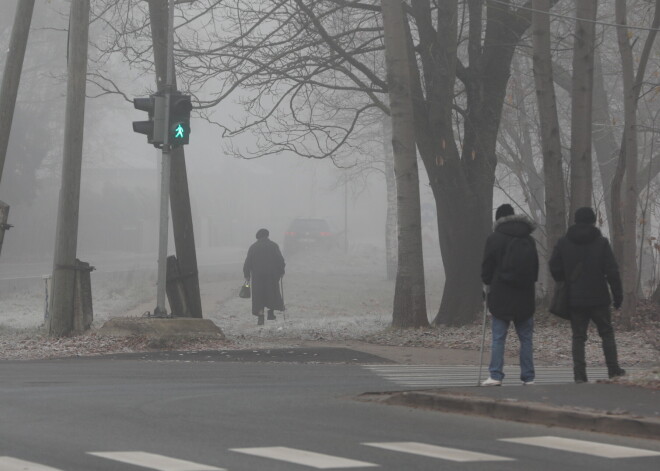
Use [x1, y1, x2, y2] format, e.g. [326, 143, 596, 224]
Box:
[1, 349, 659, 471]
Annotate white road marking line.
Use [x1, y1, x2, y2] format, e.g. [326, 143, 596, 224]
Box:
[230, 446, 378, 469]
[87, 451, 225, 471]
[500, 436, 660, 458]
[363, 442, 514, 462]
[363, 365, 618, 387]
[0, 457, 63, 471]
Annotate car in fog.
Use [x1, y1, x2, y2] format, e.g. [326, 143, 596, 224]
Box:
[283, 218, 337, 254]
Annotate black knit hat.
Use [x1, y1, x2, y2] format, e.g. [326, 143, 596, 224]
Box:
[256, 228, 269, 239]
[495, 204, 514, 220]
[574, 207, 597, 224]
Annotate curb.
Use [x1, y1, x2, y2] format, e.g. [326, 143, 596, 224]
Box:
[361, 390, 660, 441]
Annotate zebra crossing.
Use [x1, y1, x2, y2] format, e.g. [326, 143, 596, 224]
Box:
[1, 436, 658, 470]
[362, 365, 616, 387]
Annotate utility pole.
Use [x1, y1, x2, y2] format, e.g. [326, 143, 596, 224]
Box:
[148, 0, 203, 318]
[0, 0, 36, 258]
[0, 0, 35, 184]
[152, 0, 175, 316]
[49, 0, 90, 336]
[344, 173, 348, 252]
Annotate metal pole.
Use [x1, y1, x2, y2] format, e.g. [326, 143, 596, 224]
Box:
[344, 174, 348, 252]
[154, 0, 175, 317]
[477, 286, 489, 386]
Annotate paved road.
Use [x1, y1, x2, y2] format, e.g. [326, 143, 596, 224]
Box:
[1, 351, 659, 470]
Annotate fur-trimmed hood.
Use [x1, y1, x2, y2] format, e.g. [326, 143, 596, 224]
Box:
[493, 214, 537, 237]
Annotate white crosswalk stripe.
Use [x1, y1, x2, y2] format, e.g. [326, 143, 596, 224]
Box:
[87, 451, 225, 471]
[363, 365, 615, 387]
[0, 457, 64, 471]
[500, 436, 660, 459]
[230, 446, 378, 469]
[3, 435, 658, 471]
[363, 442, 514, 462]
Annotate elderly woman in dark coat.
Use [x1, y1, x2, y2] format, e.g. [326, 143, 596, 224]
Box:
[243, 228, 286, 325]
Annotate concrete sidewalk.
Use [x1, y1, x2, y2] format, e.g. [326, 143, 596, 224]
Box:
[362, 381, 660, 441]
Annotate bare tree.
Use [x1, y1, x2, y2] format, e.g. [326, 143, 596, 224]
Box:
[381, 0, 427, 327]
[89, 1, 552, 325]
[569, 0, 598, 216]
[532, 0, 566, 259]
[612, 0, 660, 328]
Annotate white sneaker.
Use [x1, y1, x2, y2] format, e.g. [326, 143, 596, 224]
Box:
[522, 380, 535, 385]
[481, 377, 502, 386]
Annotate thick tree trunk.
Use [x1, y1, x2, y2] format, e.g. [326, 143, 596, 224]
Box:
[381, 0, 428, 328]
[49, 0, 90, 337]
[614, 0, 660, 326]
[532, 0, 566, 261]
[432, 179, 491, 325]
[616, 0, 638, 329]
[382, 116, 398, 281]
[569, 0, 598, 216]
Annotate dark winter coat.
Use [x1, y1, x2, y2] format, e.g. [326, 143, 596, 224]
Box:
[243, 238, 286, 314]
[549, 223, 622, 308]
[481, 214, 539, 321]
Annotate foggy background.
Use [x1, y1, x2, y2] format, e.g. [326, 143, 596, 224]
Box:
[0, 1, 442, 318]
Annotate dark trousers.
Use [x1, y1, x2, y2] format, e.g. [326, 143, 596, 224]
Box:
[570, 305, 620, 381]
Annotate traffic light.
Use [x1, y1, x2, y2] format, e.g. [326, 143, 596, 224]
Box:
[169, 93, 192, 147]
[132, 94, 165, 147]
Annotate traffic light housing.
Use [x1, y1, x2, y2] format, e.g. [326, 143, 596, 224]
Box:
[132, 94, 165, 147]
[169, 93, 192, 147]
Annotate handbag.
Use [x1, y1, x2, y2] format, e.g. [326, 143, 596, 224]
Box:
[549, 261, 583, 320]
[549, 281, 570, 319]
[239, 281, 251, 299]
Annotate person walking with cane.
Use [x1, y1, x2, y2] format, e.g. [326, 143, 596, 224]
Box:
[480, 204, 539, 386]
[243, 228, 286, 325]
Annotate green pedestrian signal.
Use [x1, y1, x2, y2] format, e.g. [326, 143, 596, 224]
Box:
[174, 123, 185, 139]
[169, 93, 192, 147]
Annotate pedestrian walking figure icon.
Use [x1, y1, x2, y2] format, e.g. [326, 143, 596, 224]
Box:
[175, 124, 185, 139]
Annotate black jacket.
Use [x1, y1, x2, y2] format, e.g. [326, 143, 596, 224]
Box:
[549, 223, 622, 308]
[243, 238, 286, 278]
[481, 214, 539, 321]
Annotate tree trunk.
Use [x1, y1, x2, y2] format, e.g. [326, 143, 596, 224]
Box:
[49, 0, 90, 337]
[0, 0, 35, 185]
[591, 53, 619, 234]
[616, 0, 638, 329]
[569, 0, 598, 216]
[382, 116, 398, 281]
[614, 0, 660, 327]
[381, 0, 428, 328]
[532, 0, 566, 261]
[148, 0, 203, 318]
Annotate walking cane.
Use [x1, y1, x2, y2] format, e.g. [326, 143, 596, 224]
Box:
[280, 277, 286, 321]
[477, 285, 489, 386]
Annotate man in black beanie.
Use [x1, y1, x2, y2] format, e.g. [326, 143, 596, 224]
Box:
[549, 207, 625, 382]
[243, 228, 286, 325]
[481, 203, 539, 386]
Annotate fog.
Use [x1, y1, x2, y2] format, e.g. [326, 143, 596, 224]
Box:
[0, 0, 445, 330]
[0, 0, 397, 263]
